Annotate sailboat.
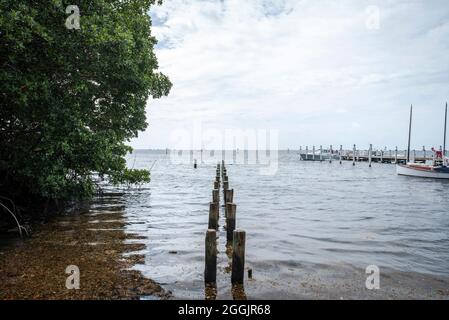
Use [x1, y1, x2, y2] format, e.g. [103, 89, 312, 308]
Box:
[396, 103, 449, 179]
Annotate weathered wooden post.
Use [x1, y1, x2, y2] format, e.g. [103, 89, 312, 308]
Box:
[212, 189, 219, 203]
[223, 181, 229, 191]
[305, 146, 309, 161]
[223, 175, 229, 183]
[224, 189, 234, 204]
[312, 145, 315, 161]
[320, 145, 323, 162]
[299, 146, 302, 160]
[214, 181, 219, 189]
[194, 159, 197, 169]
[231, 229, 246, 285]
[369, 144, 372, 167]
[208, 202, 219, 230]
[226, 203, 236, 242]
[380, 149, 384, 163]
[395, 146, 398, 163]
[329, 145, 333, 163]
[339, 145, 343, 164]
[205, 229, 217, 284]
[353, 144, 356, 166]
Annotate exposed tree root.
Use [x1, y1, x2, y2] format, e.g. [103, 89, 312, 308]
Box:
[0, 199, 28, 238]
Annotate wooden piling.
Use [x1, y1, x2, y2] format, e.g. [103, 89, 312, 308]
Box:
[194, 159, 197, 169]
[231, 229, 246, 285]
[214, 181, 219, 189]
[320, 145, 323, 162]
[339, 145, 343, 164]
[353, 144, 356, 166]
[208, 202, 219, 230]
[212, 189, 219, 203]
[329, 145, 333, 163]
[224, 189, 234, 204]
[226, 203, 236, 242]
[204, 229, 217, 284]
[223, 181, 229, 191]
[395, 146, 398, 163]
[369, 144, 372, 167]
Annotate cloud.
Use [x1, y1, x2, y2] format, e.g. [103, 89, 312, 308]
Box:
[131, 0, 449, 149]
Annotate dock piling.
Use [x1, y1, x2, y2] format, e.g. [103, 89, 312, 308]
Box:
[395, 146, 398, 164]
[339, 145, 342, 164]
[231, 230, 246, 285]
[369, 144, 372, 167]
[212, 189, 219, 203]
[204, 229, 217, 284]
[208, 202, 219, 230]
[224, 189, 234, 204]
[226, 203, 236, 242]
[353, 144, 356, 166]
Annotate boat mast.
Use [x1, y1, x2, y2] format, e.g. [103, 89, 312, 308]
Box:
[407, 104, 413, 163]
[444, 102, 447, 159]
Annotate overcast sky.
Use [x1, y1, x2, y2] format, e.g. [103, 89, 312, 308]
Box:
[130, 0, 449, 150]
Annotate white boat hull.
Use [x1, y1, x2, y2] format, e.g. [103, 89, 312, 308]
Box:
[300, 153, 339, 161]
[396, 164, 449, 179]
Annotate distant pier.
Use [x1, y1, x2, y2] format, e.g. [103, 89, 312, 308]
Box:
[298, 145, 443, 164]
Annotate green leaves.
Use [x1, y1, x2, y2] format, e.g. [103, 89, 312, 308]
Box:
[0, 0, 170, 202]
[110, 168, 151, 189]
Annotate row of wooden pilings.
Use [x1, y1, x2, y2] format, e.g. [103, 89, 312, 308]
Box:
[204, 161, 247, 294]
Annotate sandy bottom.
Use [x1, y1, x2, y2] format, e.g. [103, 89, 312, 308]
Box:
[0, 206, 169, 300]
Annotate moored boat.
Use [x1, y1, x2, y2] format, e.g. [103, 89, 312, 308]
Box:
[396, 103, 449, 179]
[397, 162, 449, 179]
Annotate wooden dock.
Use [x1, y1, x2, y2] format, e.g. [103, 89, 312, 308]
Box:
[299, 145, 442, 164]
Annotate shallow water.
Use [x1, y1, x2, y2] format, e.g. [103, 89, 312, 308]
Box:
[119, 150, 449, 299]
